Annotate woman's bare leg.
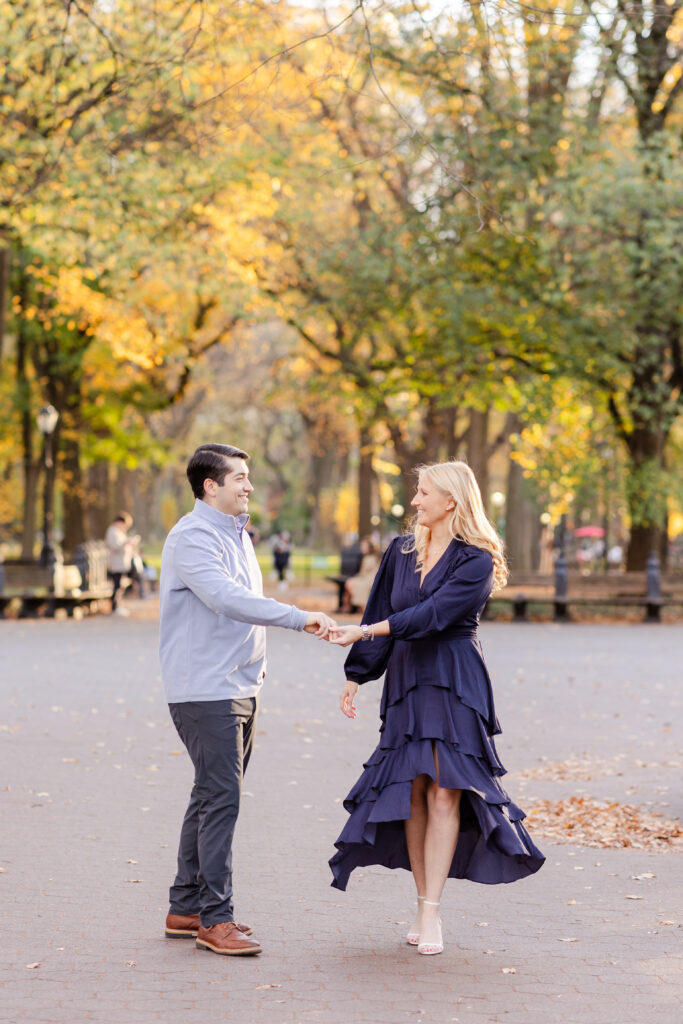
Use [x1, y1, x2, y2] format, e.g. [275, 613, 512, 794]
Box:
[420, 745, 462, 947]
[405, 774, 429, 936]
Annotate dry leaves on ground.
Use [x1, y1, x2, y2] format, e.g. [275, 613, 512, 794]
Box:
[526, 796, 683, 850]
[514, 755, 682, 782]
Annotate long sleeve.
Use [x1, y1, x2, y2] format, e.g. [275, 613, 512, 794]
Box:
[344, 541, 398, 684]
[388, 548, 493, 641]
[174, 528, 307, 630]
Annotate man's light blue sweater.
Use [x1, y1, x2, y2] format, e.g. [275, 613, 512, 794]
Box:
[159, 499, 308, 703]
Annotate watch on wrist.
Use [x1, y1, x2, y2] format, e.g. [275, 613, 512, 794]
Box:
[360, 624, 371, 641]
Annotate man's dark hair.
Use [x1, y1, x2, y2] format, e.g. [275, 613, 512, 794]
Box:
[186, 443, 250, 499]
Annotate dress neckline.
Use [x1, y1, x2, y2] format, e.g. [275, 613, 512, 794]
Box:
[418, 538, 454, 589]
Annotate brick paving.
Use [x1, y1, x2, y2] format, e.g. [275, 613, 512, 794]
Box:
[1, 607, 682, 1024]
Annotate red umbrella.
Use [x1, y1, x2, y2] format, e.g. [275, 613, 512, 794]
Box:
[574, 526, 605, 538]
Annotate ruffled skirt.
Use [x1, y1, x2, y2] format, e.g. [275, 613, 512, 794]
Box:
[329, 679, 545, 890]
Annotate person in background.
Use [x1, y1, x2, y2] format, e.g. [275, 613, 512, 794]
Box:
[340, 537, 381, 612]
[271, 529, 292, 590]
[105, 511, 142, 616]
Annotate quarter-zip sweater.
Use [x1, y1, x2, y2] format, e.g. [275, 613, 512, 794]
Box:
[159, 499, 308, 702]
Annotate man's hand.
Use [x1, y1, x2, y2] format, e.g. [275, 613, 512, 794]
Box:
[329, 625, 363, 647]
[339, 680, 359, 718]
[304, 612, 336, 639]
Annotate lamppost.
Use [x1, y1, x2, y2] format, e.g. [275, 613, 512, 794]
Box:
[36, 404, 59, 571]
[597, 443, 613, 571]
[491, 490, 506, 534]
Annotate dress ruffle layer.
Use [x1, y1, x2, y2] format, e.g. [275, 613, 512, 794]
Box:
[383, 636, 500, 734]
[329, 681, 545, 892]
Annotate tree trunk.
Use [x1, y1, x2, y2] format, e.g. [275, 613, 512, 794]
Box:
[623, 411, 667, 571]
[466, 408, 489, 509]
[114, 466, 136, 519]
[61, 432, 85, 555]
[58, 362, 86, 555]
[85, 462, 113, 540]
[505, 425, 541, 573]
[21, 462, 39, 559]
[627, 524, 660, 571]
[358, 426, 374, 540]
[16, 317, 38, 558]
[0, 245, 9, 365]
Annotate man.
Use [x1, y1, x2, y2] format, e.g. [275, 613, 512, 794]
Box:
[159, 443, 335, 956]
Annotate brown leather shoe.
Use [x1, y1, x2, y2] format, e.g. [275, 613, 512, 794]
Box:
[196, 921, 262, 956]
[165, 913, 253, 938]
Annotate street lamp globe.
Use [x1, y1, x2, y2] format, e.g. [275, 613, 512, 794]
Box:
[37, 404, 59, 435]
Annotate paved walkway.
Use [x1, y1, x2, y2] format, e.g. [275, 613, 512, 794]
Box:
[1, 613, 682, 1024]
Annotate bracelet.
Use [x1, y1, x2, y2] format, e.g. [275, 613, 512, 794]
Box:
[360, 624, 372, 642]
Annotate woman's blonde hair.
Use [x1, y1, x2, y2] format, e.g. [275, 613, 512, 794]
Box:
[402, 460, 508, 591]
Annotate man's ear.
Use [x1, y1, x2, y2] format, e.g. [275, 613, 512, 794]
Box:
[203, 478, 216, 497]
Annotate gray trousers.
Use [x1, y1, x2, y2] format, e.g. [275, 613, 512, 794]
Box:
[168, 697, 258, 926]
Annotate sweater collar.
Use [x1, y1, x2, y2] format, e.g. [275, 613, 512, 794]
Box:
[193, 498, 250, 537]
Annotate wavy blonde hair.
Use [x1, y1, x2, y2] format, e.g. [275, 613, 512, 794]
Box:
[402, 460, 508, 591]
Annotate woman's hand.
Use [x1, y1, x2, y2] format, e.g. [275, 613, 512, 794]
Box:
[339, 680, 359, 718]
[329, 624, 363, 647]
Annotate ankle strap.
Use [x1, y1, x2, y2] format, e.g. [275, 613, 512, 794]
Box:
[423, 900, 440, 906]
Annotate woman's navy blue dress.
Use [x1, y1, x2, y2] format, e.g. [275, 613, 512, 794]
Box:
[329, 536, 545, 891]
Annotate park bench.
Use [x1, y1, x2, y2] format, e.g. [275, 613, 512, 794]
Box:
[326, 544, 363, 612]
[0, 541, 112, 619]
[484, 555, 683, 622]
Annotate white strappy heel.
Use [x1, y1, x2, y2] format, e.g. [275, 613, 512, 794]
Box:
[417, 900, 443, 955]
[406, 895, 425, 945]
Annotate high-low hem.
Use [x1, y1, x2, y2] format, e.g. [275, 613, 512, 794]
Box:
[330, 737, 544, 891]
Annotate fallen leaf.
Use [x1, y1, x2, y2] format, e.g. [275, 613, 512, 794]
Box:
[26, 963, 41, 969]
[659, 920, 675, 926]
[558, 937, 578, 942]
[127, 859, 138, 864]
[624, 894, 643, 900]
[631, 873, 655, 880]
[125, 960, 136, 967]
[125, 878, 143, 883]
[501, 967, 516, 974]
[255, 983, 282, 989]
[476, 921, 489, 927]
[525, 797, 683, 851]
[61, 758, 79, 764]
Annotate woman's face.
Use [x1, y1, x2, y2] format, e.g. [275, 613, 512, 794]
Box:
[411, 475, 453, 530]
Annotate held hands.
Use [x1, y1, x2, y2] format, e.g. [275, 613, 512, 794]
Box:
[339, 680, 359, 719]
[329, 625, 364, 647]
[304, 612, 337, 639]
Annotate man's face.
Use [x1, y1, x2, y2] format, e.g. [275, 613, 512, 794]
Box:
[204, 458, 253, 517]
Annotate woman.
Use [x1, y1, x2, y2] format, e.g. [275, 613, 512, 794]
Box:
[105, 511, 142, 616]
[328, 461, 544, 955]
[340, 538, 381, 612]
